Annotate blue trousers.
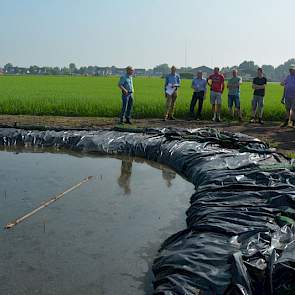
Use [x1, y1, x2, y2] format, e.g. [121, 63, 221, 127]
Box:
[190, 91, 204, 117]
[120, 93, 134, 120]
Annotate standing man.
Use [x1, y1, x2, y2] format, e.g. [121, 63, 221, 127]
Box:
[280, 64, 295, 127]
[189, 71, 207, 120]
[227, 69, 242, 121]
[118, 66, 134, 124]
[207, 67, 225, 122]
[250, 68, 267, 124]
[164, 65, 181, 120]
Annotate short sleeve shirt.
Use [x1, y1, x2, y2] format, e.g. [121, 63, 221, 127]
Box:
[165, 74, 181, 88]
[119, 74, 134, 93]
[208, 73, 224, 93]
[228, 77, 242, 96]
[192, 78, 207, 92]
[253, 77, 267, 97]
[284, 75, 295, 98]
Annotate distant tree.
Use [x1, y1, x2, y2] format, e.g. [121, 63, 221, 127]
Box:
[29, 65, 40, 74]
[221, 66, 238, 74]
[78, 66, 87, 75]
[62, 67, 70, 75]
[262, 65, 275, 80]
[153, 64, 170, 75]
[274, 59, 295, 81]
[221, 66, 231, 73]
[179, 67, 192, 73]
[86, 66, 95, 75]
[179, 72, 193, 79]
[52, 67, 61, 75]
[238, 61, 258, 71]
[69, 63, 77, 75]
[4, 63, 13, 73]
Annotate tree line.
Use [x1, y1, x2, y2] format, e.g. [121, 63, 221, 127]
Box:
[1, 58, 294, 81]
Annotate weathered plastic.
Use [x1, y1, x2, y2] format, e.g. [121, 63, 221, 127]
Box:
[0, 127, 294, 294]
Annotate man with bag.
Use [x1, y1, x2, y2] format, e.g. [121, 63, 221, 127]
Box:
[164, 65, 181, 120]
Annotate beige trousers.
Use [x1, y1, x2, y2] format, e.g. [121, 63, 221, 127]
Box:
[165, 91, 177, 117]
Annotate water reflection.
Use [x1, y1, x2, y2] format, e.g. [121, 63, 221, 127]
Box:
[118, 159, 133, 195]
[117, 158, 177, 194]
[0, 150, 193, 295]
[162, 169, 176, 187]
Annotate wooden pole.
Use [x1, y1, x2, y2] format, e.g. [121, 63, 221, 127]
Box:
[5, 176, 93, 230]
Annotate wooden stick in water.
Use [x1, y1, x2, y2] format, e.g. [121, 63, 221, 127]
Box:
[5, 176, 93, 230]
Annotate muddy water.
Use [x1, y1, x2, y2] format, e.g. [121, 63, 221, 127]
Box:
[0, 149, 193, 295]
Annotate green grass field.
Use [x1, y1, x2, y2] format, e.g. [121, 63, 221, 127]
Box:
[0, 75, 286, 120]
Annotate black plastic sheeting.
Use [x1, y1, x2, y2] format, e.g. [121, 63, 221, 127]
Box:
[0, 127, 294, 295]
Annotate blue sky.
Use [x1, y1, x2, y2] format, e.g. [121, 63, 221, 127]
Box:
[1, 0, 294, 68]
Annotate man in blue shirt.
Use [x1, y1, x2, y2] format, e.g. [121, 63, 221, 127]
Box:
[164, 66, 181, 120]
[118, 66, 134, 124]
[189, 71, 207, 120]
[280, 64, 295, 127]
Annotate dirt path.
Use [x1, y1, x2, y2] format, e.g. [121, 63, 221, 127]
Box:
[0, 114, 294, 155]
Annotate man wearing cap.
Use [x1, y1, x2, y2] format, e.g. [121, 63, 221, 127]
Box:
[207, 67, 224, 122]
[189, 71, 207, 120]
[227, 69, 242, 121]
[250, 68, 267, 124]
[164, 66, 181, 120]
[118, 66, 134, 124]
[280, 64, 295, 127]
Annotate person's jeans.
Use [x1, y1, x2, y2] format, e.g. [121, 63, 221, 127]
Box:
[120, 93, 134, 120]
[190, 91, 204, 117]
[228, 94, 240, 109]
[252, 95, 264, 118]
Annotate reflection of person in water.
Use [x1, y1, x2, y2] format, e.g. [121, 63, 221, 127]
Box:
[118, 159, 133, 194]
[162, 168, 176, 188]
[135, 158, 177, 188]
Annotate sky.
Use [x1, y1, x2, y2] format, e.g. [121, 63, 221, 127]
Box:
[1, 0, 294, 69]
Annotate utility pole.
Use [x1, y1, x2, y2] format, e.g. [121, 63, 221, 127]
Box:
[185, 42, 188, 70]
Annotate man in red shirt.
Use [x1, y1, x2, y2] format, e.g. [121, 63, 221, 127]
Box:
[207, 67, 225, 122]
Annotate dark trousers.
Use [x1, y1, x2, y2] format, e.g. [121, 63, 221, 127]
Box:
[120, 93, 134, 120]
[190, 91, 204, 117]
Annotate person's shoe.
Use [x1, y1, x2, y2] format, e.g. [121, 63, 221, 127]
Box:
[125, 119, 132, 124]
[168, 116, 176, 120]
[249, 117, 255, 123]
[280, 119, 289, 127]
[287, 120, 294, 128]
[258, 118, 264, 125]
[187, 113, 194, 121]
[216, 117, 221, 122]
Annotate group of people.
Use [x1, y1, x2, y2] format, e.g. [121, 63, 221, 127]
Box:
[118, 64, 295, 127]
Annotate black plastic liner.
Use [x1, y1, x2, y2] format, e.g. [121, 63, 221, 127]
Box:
[0, 127, 294, 294]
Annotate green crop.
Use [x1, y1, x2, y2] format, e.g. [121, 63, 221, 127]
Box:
[0, 75, 286, 120]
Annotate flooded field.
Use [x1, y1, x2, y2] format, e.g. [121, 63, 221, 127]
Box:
[0, 149, 193, 295]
